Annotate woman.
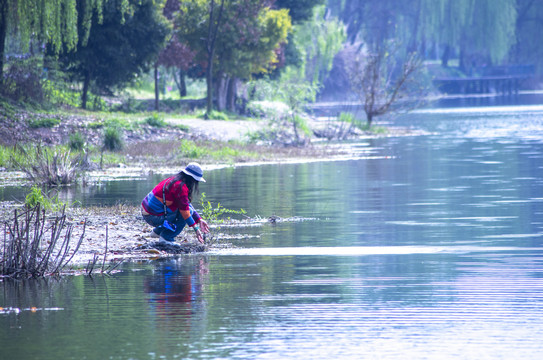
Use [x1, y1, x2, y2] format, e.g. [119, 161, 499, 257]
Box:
[141, 162, 210, 244]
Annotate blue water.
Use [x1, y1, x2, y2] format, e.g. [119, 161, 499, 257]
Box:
[1, 97, 543, 359]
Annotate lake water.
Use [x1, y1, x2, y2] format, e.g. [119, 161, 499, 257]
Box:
[2, 96, 543, 359]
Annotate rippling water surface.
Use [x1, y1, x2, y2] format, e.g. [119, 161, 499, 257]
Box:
[1, 98, 543, 359]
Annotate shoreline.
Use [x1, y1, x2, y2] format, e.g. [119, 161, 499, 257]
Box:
[0, 110, 427, 272]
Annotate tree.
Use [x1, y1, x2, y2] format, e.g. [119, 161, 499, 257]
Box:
[329, 0, 517, 72]
[0, 0, 115, 81]
[156, 0, 198, 107]
[177, 0, 225, 116]
[177, 0, 291, 114]
[291, 5, 345, 87]
[431, 0, 516, 70]
[348, 44, 426, 127]
[58, 0, 169, 109]
[275, 66, 317, 145]
[212, 3, 291, 111]
[513, 0, 543, 73]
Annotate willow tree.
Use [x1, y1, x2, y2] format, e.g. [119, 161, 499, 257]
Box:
[0, 0, 120, 81]
[426, 0, 516, 69]
[328, 0, 517, 71]
[513, 0, 543, 72]
[292, 5, 345, 87]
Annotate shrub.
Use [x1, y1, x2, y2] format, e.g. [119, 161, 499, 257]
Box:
[68, 132, 86, 151]
[105, 117, 131, 129]
[144, 113, 167, 127]
[42, 79, 81, 108]
[1, 57, 43, 102]
[1, 205, 85, 278]
[103, 126, 124, 151]
[25, 185, 48, 208]
[12, 146, 80, 186]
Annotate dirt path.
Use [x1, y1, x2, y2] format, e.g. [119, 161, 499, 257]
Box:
[166, 117, 264, 142]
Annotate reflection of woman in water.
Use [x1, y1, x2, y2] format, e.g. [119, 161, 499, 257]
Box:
[145, 258, 209, 337]
[141, 163, 210, 243]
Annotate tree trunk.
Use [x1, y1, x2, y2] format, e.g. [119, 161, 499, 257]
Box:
[292, 114, 300, 144]
[0, 0, 7, 82]
[205, 0, 225, 118]
[366, 112, 373, 128]
[215, 75, 227, 111]
[81, 72, 90, 109]
[179, 68, 186, 97]
[441, 45, 450, 67]
[154, 63, 160, 111]
[206, 59, 213, 116]
[226, 77, 237, 112]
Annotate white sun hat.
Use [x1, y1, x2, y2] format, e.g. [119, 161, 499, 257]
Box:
[182, 162, 206, 182]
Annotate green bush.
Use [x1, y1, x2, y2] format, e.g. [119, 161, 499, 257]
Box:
[25, 185, 49, 208]
[176, 140, 206, 158]
[1, 57, 43, 102]
[103, 126, 124, 151]
[144, 113, 167, 127]
[42, 80, 81, 108]
[105, 118, 131, 129]
[28, 117, 61, 128]
[14, 146, 80, 186]
[68, 132, 86, 151]
[89, 117, 131, 130]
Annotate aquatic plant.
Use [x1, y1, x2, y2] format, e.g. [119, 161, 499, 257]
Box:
[199, 192, 246, 224]
[1, 205, 85, 279]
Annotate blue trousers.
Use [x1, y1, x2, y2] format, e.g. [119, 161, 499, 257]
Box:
[143, 204, 196, 241]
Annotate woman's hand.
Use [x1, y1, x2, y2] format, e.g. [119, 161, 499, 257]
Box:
[195, 229, 205, 244]
[199, 219, 210, 233]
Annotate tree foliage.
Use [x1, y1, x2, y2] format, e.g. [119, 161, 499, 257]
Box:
[511, 0, 543, 71]
[291, 5, 345, 86]
[177, 0, 291, 113]
[0, 0, 123, 80]
[329, 0, 517, 70]
[57, 0, 169, 109]
[273, 0, 325, 24]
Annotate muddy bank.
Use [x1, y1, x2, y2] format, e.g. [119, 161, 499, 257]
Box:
[0, 201, 292, 270]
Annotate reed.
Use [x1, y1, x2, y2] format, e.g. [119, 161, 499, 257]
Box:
[12, 145, 80, 186]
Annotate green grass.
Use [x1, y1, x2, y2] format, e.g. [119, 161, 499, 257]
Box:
[174, 139, 258, 163]
[27, 117, 61, 128]
[0, 145, 26, 169]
